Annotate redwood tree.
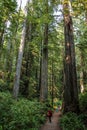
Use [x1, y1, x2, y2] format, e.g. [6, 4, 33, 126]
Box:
[63, 0, 79, 113]
[40, 0, 48, 101]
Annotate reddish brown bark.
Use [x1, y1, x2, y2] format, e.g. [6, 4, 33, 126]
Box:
[63, 1, 79, 113]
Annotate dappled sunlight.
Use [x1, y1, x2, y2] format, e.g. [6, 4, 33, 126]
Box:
[65, 55, 71, 63]
[67, 42, 70, 47]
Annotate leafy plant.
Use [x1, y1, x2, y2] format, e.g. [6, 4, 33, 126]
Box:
[60, 112, 85, 130]
[0, 92, 13, 130]
[0, 79, 8, 91]
[0, 92, 47, 130]
[79, 92, 87, 112]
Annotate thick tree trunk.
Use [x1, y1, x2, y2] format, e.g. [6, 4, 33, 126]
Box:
[63, 0, 79, 113]
[40, 0, 48, 102]
[40, 23, 48, 101]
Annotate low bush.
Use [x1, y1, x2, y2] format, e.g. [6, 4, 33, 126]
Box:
[60, 112, 85, 130]
[78, 113, 87, 127]
[0, 79, 7, 91]
[79, 92, 87, 112]
[0, 92, 47, 130]
[9, 99, 46, 130]
[0, 92, 13, 129]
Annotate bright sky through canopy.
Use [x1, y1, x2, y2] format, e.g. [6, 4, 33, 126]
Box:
[16, 0, 62, 21]
[17, 0, 27, 9]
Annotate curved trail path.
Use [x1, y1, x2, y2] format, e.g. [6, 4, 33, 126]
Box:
[40, 110, 62, 130]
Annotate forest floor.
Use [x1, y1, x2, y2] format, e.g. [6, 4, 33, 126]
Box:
[40, 110, 62, 130]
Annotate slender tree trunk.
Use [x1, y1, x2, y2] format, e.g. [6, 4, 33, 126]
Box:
[38, 42, 42, 98]
[0, 28, 4, 46]
[51, 59, 54, 107]
[0, 20, 6, 48]
[13, 1, 28, 99]
[0, 21, 6, 65]
[5, 39, 13, 87]
[63, 0, 79, 113]
[80, 52, 85, 93]
[21, 22, 32, 98]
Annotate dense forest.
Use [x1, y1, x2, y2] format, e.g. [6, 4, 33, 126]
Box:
[0, 0, 87, 130]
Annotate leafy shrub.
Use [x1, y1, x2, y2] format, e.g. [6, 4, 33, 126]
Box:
[0, 79, 7, 91]
[79, 92, 87, 112]
[0, 92, 47, 130]
[0, 92, 13, 130]
[9, 99, 46, 130]
[0, 126, 2, 130]
[60, 112, 85, 130]
[78, 113, 87, 127]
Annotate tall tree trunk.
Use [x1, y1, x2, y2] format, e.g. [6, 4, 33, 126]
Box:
[63, 0, 79, 113]
[5, 39, 13, 87]
[0, 20, 6, 47]
[0, 21, 7, 65]
[21, 22, 32, 98]
[51, 59, 54, 107]
[5, 1, 22, 88]
[40, 23, 48, 101]
[0, 27, 4, 47]
[40, 0, 48, 102]
[38, 42, 42, 98]
[80, 52, 85, 93]
[13, 1, 29, 99]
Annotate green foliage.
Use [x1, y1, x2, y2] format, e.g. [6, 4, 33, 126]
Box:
[0, 92, 47, 130]
[0, 92, 13, 130]
[0, 126, 2, 130]
[0, 79, 7, 91]
[0, 0, 17, 24]
[79, 92, 87, 112]
[60, 112, 85, 130]
[78, 113, 87, 127]
[10, 99, 46, 130]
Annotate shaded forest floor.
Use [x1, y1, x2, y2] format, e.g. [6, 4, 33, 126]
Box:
[40, 110, 62, 130]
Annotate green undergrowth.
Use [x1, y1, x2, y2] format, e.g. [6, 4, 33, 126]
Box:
[0, 92, 47, 130]
[60, 112, 86, 130]
[79, 92, 87, 113]
[60, 92, 87, 130]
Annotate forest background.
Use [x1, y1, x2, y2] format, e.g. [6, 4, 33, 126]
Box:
[0, 0, 87, 130]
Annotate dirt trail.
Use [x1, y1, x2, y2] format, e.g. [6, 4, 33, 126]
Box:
[40, 110, 62, 130]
